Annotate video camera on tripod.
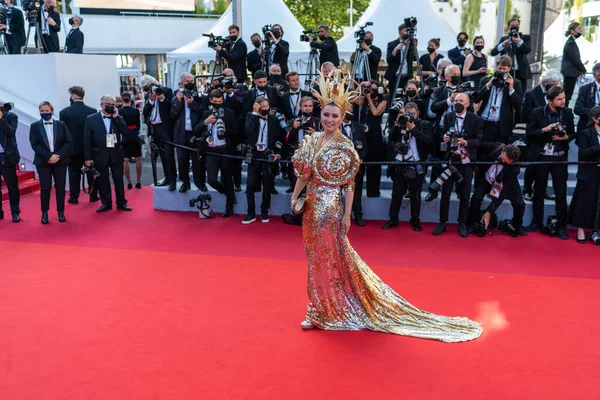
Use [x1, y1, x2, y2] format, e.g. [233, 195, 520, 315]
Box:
[354, 22, 373, 44]
[21, 0, 41, 23]
[300, 29, 317, 42]
[203, 33, 230, 49]
[404, 16, 418, 37]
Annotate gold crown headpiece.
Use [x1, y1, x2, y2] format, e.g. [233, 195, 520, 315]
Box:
[311, 67, 359, 115]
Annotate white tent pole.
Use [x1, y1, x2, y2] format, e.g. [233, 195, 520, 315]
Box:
[496, 0, 508, 44]
[350, 0, 353, 27]
[232, 0, 242, 27]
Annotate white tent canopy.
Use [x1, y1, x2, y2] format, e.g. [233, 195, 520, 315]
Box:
[336, 0, 458, 61]
[166, 0, 309, 88]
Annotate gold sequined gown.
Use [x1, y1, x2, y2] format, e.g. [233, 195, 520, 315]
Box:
[292, 131, 482, 343]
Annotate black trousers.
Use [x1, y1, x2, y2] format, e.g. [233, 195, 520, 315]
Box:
[352, 165, 366, 218]
[563, 76, 577, 106]
[150, 124, 177, 184]
[533, 154, 568, 227]
[467, 174, 525, 227]
[176, 131, 205, 187]
[38, 164, 67, 212]
[246, 155, 275, 216]
[439, 164, 473, 223]
[388, 170, 424, 223]
[515, 69, 529, 94]
[232, 158, 242, 187]
[0, 156, 20, 214]
[68, 154, 97, 199]
[206, 147, 234, 211]
[523, 165, 535, 194]
[95, 158, 127, 207]
[482, 121, 510, 144]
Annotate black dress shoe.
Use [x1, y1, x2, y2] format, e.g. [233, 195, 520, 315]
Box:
[433, 222, 447, 236]
[425, 191, 438, 202]
[41, 211, 49, 225]
[515, 226, 528, 236]
[525, 223, 541, 232]
[557, 228, 569, 240]
[222, 210, 233, 218]
[199, 184, 208, 192]
[458, 223, 469, 237]
[523, 192, 534, 202]
[156, 179, 168, 187]
[382, 220, 398, 229]
[11, 212, 21, 223]
[90, 194, 100, 203]
[117, 205, 133, 211]
[544, 191, 556, 200]
[411, 219, 422, 231]
[355, 216, 365, 227]
[127, 183, 133, 190]
[179, 182, 191, 193]
[58, 212, 67, 223]
[96, 205, 112, 213]
[234, 184, 242, 192]
[168, 182, 177, 191]
[135, 183, 141, 189]
[68, 197, 78, 204]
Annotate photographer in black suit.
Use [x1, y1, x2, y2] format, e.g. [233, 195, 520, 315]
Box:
[170, 73, 206, 193]
[285, 96, 318, 193]
[194, 90, 240, 218]
[574, 63, 600, 132]
[525, 86, 575, 239]
[84, 95, 132, 213]
[384, 24, 417, 94]
[141, 75, 176, 190]
[243, 97, 283, 224]
[561, 22, 586, 105]
[490, 18, 531, 91]
[0, 102, 21, 222]
[64, 15, 84, 54]
[1, 0, 26, 54]
[433, 93, 483, 237]
[350, 31, 382, 82]
[383, 102, 433, 231]
[36, 0, 61, 53]
[447, 32, 471, 70]
[477, 56, 522, 144]
[341, 111, 368, 227]
[59, 86, 98, 204]
[246, 33, 264, 79]
[214, 24, 248, 81]
[264, 24, 290, 75]
[308, 25, 339, 67]
[221, 68, 244, 192]
[430, 64, 462, 129]
[242, 70, 279, 118]
[29, 101, 71, 224]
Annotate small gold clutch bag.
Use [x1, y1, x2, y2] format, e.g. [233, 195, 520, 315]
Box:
[293, 197, 306, 214]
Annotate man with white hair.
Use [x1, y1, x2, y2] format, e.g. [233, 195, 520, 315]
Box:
[64, 14, 84, 54]
[84, 95, 132, 213]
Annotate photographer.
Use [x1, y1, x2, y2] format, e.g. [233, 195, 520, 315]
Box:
[525, 86, 575, 239]
[419, 38, 444, 78]
[350, 31, 382, 82]
[424, 58, 452, 122]
[264, 24, 290, 76]
[243, 97, 283, 224]
[448, 32, 471, 70]
[268, 64, 289, 93]
[64, 14, 84, 54]
[383, 102, 433, 231]
[141, 75, 176, 190]
[467, 143, 526, 237]
[462, 36, 490, 89]
[478, 56, 522, 144]
[214, 24, 248, 81]
[278, 72, 311, 120]
[194, 89, 239, 218]
[384, 23, 417, 93]
[246, 33, 264, 80]
[430, 64, 462, 129]
[0, 101, 21, 222]
[84, 95, 132, 213]
[1, 0, 26, 54]
[308, 25, 340, 67]
[242, 70, 279, 119]
[59, 86, 99, 204]
[285, 96, 319, 193]
[221, 68, 244, 192]
[490, 18, 532, 92]
[35, 0, 60, 53]
[389, 80, 427, 128]
[171, 73, 207, 193]
[433, 93, 483, 237]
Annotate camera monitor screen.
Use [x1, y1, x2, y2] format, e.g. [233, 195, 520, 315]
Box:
[73, 0, 195, 11]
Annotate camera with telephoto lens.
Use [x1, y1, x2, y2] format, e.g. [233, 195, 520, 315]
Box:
[21, 0, 40, 22]
[274, 111, 288, 130]
[218, 76, 237, 91]
[81, 164, 101, 179]
[404, 16, 417, 37]
[189, 193, 211, 208]
[300, 29, 317, 42]
[237, 143, 254, 164]
[203, 33, 230, 49]
[445, 127, 463, 151]
[209, 106, 226, 140]
[264, 142, 283, 163]
[262, 25, 281, 41]
[145, 84, 163, 97]
[427, 165, 464, 195]
[354, 22, 373, 44]
[550, 122, 566, 138]
[588, 231, 600, 245]
[1, 101, 14, 113]
[423, 72, 439, 88]
[509, 29, 519, 39]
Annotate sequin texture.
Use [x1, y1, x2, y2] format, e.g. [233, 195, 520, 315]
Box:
[292, 131, 482, 343]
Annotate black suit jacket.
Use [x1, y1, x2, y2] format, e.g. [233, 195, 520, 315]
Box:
[35, 6, 61, 53]
[29, 120, 71, 166]
[142, 87, 174, 140]
[490, 34, 532, 79]
[388, 119, 434, 164]
[521, 85, 546, 123]
[242, 86, 279, 118]
[119, 105, 141, 143]
[310, 36, 339, 67]
[277, 90, 311, 120]
[384, 39, 416, 82]
[195, 108, 240, 154]
[574, 82, 599, 132]
[351, 45, 382, 80]
[480, 142, 522, 207]
[576, 127, 600, 181]
[344, 120, 369, 161]
[561, 37, 586, 78]
[6, 6, 26, 54]
[83, 112, 128, 165]
[442, 111, 484, 161]
[59, 101, 98, 156]
[246, 48, 263, 79]
[268, 39, 290, 75]
[219, 39, 248, 81]
[448, 46, 467, 69]
[430, 84, 456, 124]
[245, 113, 283, 152]
[64, 28, 84, 54]
[0, 112, 20, 166]
[525, 105, 576, 160]
[478, 77, 522, 137]
[170, 91, 206, 144]
[223, 91, 243, 120]
[285, 116, 320, 148]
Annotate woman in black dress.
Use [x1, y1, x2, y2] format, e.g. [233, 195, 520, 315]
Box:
[419, 38, 443, 78]
[568, 106, 600, 243]
[356, 80, 387, 197]
[462, 36, 489, 89]
[561, 22, 587, 105]
[119, 92, 143, 189]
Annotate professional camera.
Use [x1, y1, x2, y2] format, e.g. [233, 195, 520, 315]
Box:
[189, 193, 212, 208]
[273, 111, 288, 130]
[443, 127, 463, 151]
[81, 164, 101, 179]
[1, 102, 14, 113]
[144, 84, 164, 97]
[588, 231, 600, 246]
[541, 215, 559, 236]
[509, 28, 519, 39]
[262, 24, 281, 41]
[423, 72, 439, 89]
[426, 165, 464, 198]
[21, 0, 40, 23]
[219, 77, 236, 90]
[264, 142, 283, 163]
[466, 90, 482, 104]
[209, 106, 226, 140]
[492, 70, 510, 88]
[454, 81, 475, 92]
[550, 122, 566, 138]
[404, 16, 417, 37]
[498, 219, 519, 238]
[203, 33, 230, 49]
[238, 143, 254, 164]
[354, 22, 373, 44]
[300, 30, 317, 42]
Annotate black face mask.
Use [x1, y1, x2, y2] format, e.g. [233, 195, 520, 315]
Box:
[574, 32, 582, 39]
[427, 47, 436, 54]
[184, 82, 195, 91]
[69, 98, 74, 104]
[302, 111, 312, 118]
[269, 74, 281, 81]
[104, 105, 115, 114]
[211, 102, 223, 109]
[252, 40, 261, 48]
[474, 45, 484, 51]
[318, 34, 326, 41]
[272, 29, 281, 39]
[256, 84, 267, 91]
[68, 18, 74, 25]
[454, 103, 465, 114]
[457, 39, 467, 47]
[229, 35, 238, 42]
[544, 84, 554, 92]
[406, 89, 417, 98]
[259, 108, 270, 116]
[449, 76, 460, 86]
[48, 5, 55, 12]
[510, 26, 520, 32]
[364, 39, 372, 46]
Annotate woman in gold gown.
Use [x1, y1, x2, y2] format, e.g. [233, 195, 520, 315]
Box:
[290, 71, 482, 343]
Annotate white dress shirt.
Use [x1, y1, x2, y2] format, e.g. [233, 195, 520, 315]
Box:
[342, 123, 353, 140]
[101, 113, 112, 133]
[149, 98, 163, 125]
[43, 119, 54, 152]
[485, 163, 504, 185]
[184, 102, 192, 131]
[289, 90, 301, 116]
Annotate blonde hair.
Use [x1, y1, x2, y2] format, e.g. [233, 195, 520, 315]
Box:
[38, 101, 54, 111]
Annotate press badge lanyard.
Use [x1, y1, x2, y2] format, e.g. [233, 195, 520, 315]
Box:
[484, 86, 501, 121]
[290, 92, 300, 116]
[257, 119, 268, 150]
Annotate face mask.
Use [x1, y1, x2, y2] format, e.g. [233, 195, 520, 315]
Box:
[272, 29, 281, 39]
[364, 39, 372, 46]
[69, 98, 74, 104]
[68, 18, 74, 25]
[427, 47, 435, 54]
[458, 39, 467, 47]
[229, 35, 238, 41]
[256, 84, 267, 91]
[544, 84, 554, 92]
[474, 45, 484, 51]
[48, 5, 55, 12]
[510, 26, 520, 32]
[104, 105, 115, 114]
[40, 112, 52, 121]
[454, 103, 465, 114]
[252, 40, 261, 48]
[259, 108, 270, 116]
[210, 102, 222, 109]
[406, 89, 417, 98]
[184, 82, 195, 91]
[302, 111, 312, 117]
[449, 76, 460, 86]
[270, 74, 280, 80]
[318, 35, 326, 41]
[574, 32, 582, 39]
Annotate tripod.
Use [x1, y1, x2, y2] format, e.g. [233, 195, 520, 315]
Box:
[209, 52, 225, 84]
[261, 38, 273, 72]
[387, 33, 424, 112]
[0, 31, 7, 56]
[303, 48, 320, 90]
[23, 16, 47, 54]
[350, 44, 371, 89]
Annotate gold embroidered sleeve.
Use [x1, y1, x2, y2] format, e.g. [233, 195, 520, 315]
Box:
[291, 135, 315, 180]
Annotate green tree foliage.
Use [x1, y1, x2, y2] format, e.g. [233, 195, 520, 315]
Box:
[195, 0, 231, 15]
[283, 0, 371, 40]
[460, 0, 482, 38]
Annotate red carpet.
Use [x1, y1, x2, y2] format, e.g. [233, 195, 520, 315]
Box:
[1, 188, 599, 399]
